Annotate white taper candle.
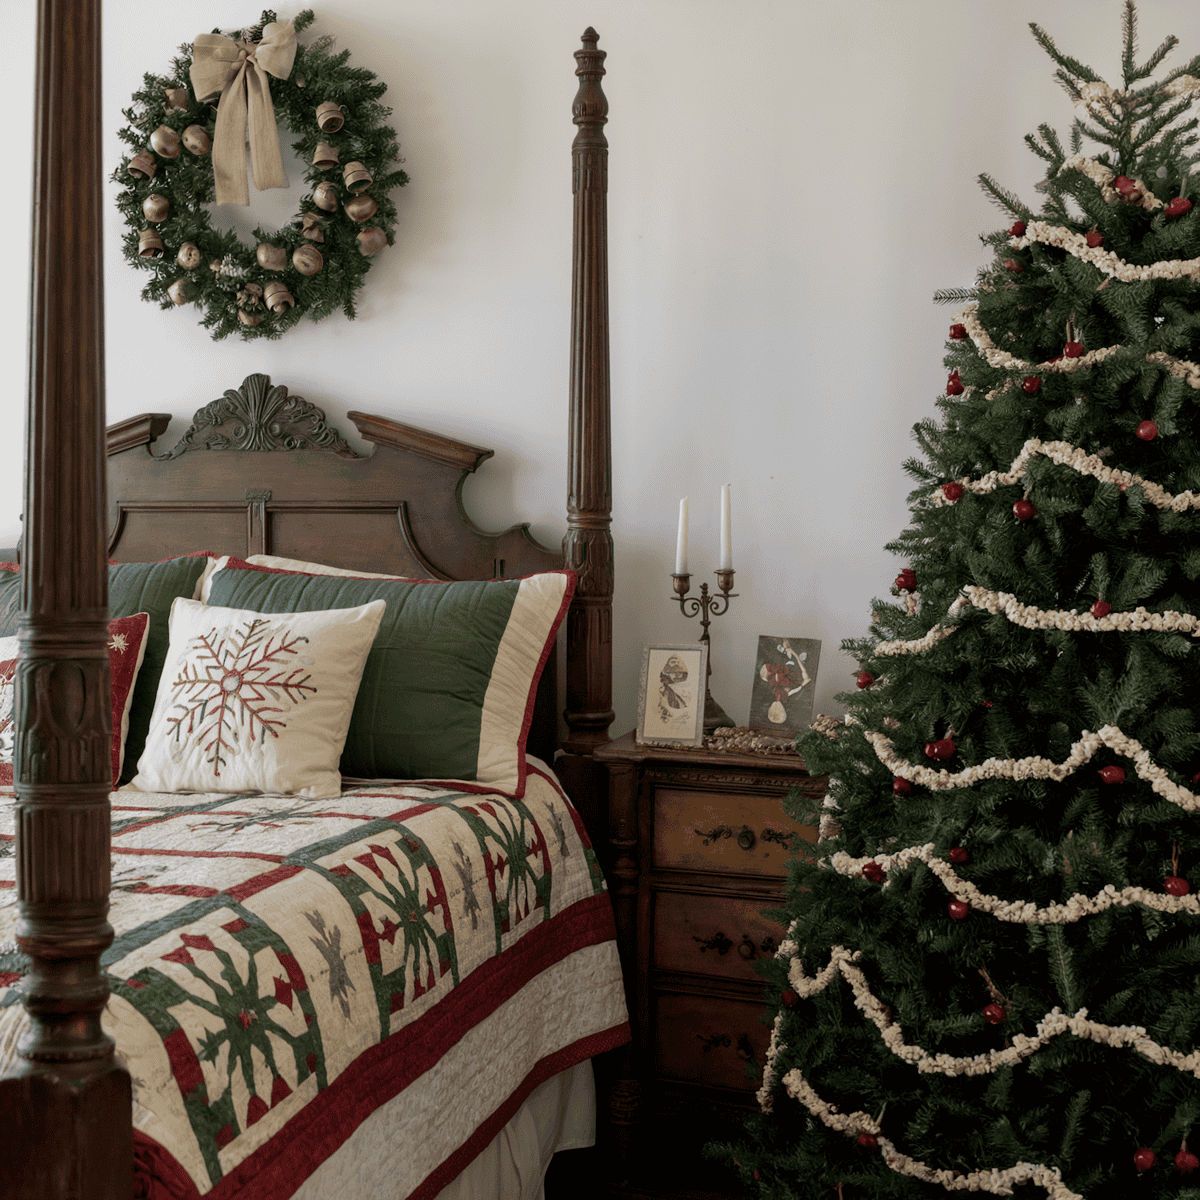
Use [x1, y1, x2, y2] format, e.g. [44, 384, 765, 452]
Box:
[719, 483, 732, 570]
[676, 497, 689, 575]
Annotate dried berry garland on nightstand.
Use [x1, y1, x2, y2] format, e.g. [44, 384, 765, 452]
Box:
[113, 9, 408, 340]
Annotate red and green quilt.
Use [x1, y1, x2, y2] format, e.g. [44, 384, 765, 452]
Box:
[0, 761, 629, 1200]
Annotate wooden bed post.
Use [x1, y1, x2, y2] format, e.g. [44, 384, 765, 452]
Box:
[0, 0, 133, 1195]
[562, 27, 614, 766]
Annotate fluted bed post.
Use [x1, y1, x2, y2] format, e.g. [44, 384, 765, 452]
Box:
[563, 27, 615, 757]
[0, 0, 133, 1195]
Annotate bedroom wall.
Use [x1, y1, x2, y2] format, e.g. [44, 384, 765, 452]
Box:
[3, 0, 1198, 738]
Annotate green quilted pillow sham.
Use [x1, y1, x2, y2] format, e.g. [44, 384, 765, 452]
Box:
[0, 553, 215, 783]
[205, 559, 575, 796]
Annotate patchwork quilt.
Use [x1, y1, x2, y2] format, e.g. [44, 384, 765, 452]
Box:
[0, 761, 629, 1200]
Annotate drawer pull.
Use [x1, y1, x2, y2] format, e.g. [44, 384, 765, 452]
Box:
[737, 827, 756, 850]
[694, 824, 733, 845]
[736, 1033, 754, 1062]
[760, 935, 778, 955]
[698, 1032, 732, 1052]
[737, 936, 757, 960]
[761, 827, 795, 848]
[694, 931, 733, 956]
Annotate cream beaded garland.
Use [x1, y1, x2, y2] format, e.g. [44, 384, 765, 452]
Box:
[867, 724, 1200, 812]
[1011, 220, 1197, 280]
[831, 844, 1200, 923]
[929, 436, 1200, 512]
[1058, 153, 1162, 211]
[778, 1066, 1082, 1199]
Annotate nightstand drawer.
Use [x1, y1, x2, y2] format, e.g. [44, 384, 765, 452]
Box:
[653, 890, 786, 981]
[653, 787, 816, 876]
[654, 992, 772, 1092]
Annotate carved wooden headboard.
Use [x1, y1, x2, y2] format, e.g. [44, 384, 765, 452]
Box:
[107, 373, 564, 763]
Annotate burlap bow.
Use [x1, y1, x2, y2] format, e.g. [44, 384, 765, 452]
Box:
[189, 21, 297, 206]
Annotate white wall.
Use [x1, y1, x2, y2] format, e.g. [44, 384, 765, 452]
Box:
[3, 0, 1198, 737]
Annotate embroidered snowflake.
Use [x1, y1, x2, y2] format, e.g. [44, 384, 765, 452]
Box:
[108, 632, 129, 653]
[167, 618, 316, 776]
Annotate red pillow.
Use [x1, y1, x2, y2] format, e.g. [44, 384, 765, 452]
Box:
[0, 612, 150, 786]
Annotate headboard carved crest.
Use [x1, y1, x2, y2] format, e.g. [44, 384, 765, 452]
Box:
[158, 373, 360, 460]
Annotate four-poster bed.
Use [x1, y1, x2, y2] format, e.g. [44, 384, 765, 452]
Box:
[0, 7, 628, 1199]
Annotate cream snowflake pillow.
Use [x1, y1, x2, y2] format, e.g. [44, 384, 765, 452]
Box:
[130, 597, 385, 799]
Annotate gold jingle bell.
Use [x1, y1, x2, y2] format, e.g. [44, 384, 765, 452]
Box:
[142, 193, 170, 223]
[182, 125, 211, 156]
[301, 213, 325, 243]
[342, 161, 372, 194]
[357, 227, 387, 256]
[238, 310, 263, 327]
[344, 195, 377, 223]
[163, 86, 188, 111]
[167, 279, 189, 306]
[128, 150, 156, 180]
[293, 244, 323, 275]
[176, 243, 201, 270]
[256, 243, 287, 272]
[138, 228, 164, 258]
[315, 101, 347, 133]
[150, 125, 181, 159]
[312, 181, 339, 212]
[312, 141, 339, 170]
[263, 280, 295, 313]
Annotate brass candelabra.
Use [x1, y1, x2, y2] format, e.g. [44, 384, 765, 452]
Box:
[671, 569, 737, 732]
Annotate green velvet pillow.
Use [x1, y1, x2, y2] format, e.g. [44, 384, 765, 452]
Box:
[205, 559, 575, 796]
[0, 555, 215, 783]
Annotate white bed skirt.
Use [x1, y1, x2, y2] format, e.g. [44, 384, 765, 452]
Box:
[292, 1060, 596, 1200]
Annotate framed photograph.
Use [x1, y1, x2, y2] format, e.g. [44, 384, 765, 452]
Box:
[748, 635, 821, 736]
[636, 643, 709, 747]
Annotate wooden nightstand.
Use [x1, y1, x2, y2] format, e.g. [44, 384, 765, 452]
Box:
[594, 732, 827, 1199]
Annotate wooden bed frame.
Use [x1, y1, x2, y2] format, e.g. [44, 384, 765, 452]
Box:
[1, 8, 621, 1198]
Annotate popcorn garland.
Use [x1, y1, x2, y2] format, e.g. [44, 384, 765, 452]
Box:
[1057, 153, 1163, 211]
[958, 304, 1123, 373]
[779, 1065, 1082, 1200]
[929, 436, 1200, 512]
[875, 585, 1200, 658]
[1011, 220, 1198, 281]
[868, 724, 1200, 812]
[832, 844, 1200, 923]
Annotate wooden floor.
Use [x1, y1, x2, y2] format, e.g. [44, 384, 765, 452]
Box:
[544, 1136, 747, 1199]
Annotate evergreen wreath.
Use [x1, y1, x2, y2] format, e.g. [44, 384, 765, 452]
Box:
[113, 9, 408, 341]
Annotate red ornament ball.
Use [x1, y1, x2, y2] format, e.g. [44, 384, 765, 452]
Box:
[856, 671, 874, 689]
[1022, 375, 1042, 394]
[983, 1003, 1007, 1025]
[862, 862, 885, 883]
[942, 481, 965, 502]
[1064, 341, 1084, 358]
[949, 847, 969, 864]
[1176, 1148, 1199, 1175]
[1085, 230, 1104, 248]
[857, 1133, 879, 1150]
[895, 568, 917, 592]
[949, 323, 967, 340]
[925, 737, 955, 761]
[1099, 765, 1126, 785]
[780, 988, 798, 1008]
[1192, 771, 1200, 785]
[892, 776, 913, 796]
[1166, 197, 1193, 217]
[1004, 258, 1024, 273]
[1013, 499, 1036, 522]
[1091, 600, 1111, 619]
[948, 900, 969, 920]
[1134, 1147, 1156, 1172]
[1113, 175, 1136, 194]
[946, 371, 964, 396]
[1165, 875, 1191, 897]
[1137, 419, 1158, 441]
[1009, 221, 1026, 237]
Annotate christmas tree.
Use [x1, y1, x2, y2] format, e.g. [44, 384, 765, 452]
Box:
[718, 5, 1200, 1197]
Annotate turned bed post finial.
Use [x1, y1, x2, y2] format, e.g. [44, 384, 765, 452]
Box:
[563, 26, 615, 755]
[0, 0, 133, 1194]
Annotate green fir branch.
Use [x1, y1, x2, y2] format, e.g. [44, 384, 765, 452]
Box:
[1030, 22, 1103, 86]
